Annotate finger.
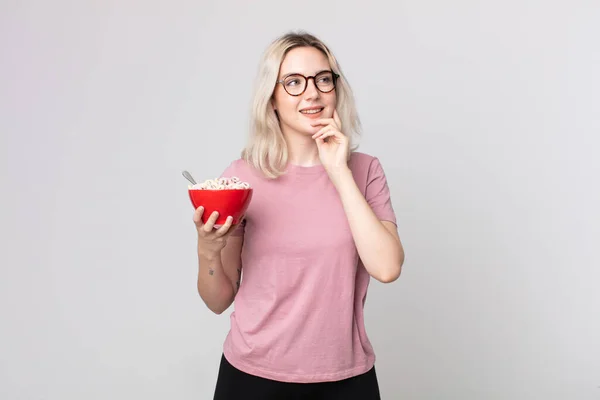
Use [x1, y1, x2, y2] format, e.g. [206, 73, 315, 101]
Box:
[193, 206, 205, 226]
[316, 116, 340, 131]
[214, 216, 234, 237]
[315, 134, 336, 147]
[318, 130, 346, 145]
[333, 109, 342, 129]
[312, 125, 334, 139]
[319, 130, 339, 141]
[310, 118, 335, 128]
[315, 136, 326, 148]
[314, 127, 341, 141]
[202, 211, 220, 232]
[319, 133, 341, 145]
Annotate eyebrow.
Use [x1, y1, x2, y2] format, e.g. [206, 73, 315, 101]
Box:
[281, 69, 332, 79]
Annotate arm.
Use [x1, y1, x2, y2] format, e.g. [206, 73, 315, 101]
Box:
[310, 111, 403, 282]
[331, 168, 405, 283]
[194, 207, 244, 314]
[197, 235, 243, 314]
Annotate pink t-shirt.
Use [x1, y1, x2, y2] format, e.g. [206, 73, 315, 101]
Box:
[218, 151, 397, 383]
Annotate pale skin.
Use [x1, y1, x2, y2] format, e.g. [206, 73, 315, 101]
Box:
[195, 46, 404, 314]
[311, 111, 404, 283]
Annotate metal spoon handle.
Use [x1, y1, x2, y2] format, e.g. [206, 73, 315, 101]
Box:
[182, 170, 197, 185]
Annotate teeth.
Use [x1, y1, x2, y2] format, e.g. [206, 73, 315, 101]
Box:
[300, 108, 323, 114]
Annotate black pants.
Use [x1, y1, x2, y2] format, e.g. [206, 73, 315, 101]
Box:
[213, 354, 381, 400]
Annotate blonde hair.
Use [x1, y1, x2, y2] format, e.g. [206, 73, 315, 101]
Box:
[241, 31, 361, 179]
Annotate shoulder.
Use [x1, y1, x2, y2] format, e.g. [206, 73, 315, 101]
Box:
[349, 151, 376, 165]
[222, 158, 250, 173]
[348, 152, 391, 189]
[221, 158, 262, 182]
[349, 151, 384, 173]
[220, 158, 244, 178]
[227, 158, 246, 170]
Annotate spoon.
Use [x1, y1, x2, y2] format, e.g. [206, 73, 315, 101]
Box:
[182, 170, 197, 186]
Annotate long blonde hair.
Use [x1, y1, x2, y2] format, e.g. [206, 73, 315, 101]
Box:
[241, 31, 361, 179]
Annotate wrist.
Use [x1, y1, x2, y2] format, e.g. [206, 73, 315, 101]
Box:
[328, 165, 352, 187]
[197, 247, 221, 262]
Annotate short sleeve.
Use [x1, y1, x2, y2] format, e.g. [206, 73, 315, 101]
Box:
[365, 157, 397, 225]
[220, 160, 246, 237]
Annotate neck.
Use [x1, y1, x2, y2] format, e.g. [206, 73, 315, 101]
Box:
[283, 130, 321, 167]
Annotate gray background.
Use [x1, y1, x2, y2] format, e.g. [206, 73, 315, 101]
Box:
[1, 1, 599, 399]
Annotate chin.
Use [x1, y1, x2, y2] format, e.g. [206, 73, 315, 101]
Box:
[286, 120, 317, 135]
[303, 124, 321, 136]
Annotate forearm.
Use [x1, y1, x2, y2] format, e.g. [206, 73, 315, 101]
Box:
[197, 249, 235, 314]
[332, 168, 404, 283]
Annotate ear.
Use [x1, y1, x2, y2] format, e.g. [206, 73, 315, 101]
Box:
[270, 97, 277, 111]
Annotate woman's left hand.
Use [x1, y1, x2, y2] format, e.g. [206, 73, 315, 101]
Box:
[312, 109, 350, 178]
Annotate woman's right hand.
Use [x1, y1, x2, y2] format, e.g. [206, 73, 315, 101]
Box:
[193, 206, 238, 259]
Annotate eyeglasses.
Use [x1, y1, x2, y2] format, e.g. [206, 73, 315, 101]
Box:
[276, 71, 340, 96]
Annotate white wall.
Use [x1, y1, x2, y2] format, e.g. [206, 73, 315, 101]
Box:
[1, 1, 598, 399]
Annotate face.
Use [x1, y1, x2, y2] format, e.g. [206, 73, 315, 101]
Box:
[272, 46, 337, 137]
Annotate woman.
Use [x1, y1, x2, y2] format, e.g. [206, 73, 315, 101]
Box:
[193, 31, 405, 400]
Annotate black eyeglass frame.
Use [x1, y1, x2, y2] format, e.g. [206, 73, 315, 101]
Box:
[276, 71, 340, 96]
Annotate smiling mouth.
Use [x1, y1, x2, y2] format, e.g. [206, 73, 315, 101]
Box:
[300, 107, 324, 115]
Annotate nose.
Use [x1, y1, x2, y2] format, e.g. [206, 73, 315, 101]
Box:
[303, 77, 320, 99]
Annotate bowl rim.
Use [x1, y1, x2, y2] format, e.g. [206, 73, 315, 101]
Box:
[188, 188, 252, 192]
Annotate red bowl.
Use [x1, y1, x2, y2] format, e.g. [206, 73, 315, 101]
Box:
[188, 188, 253, 225]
